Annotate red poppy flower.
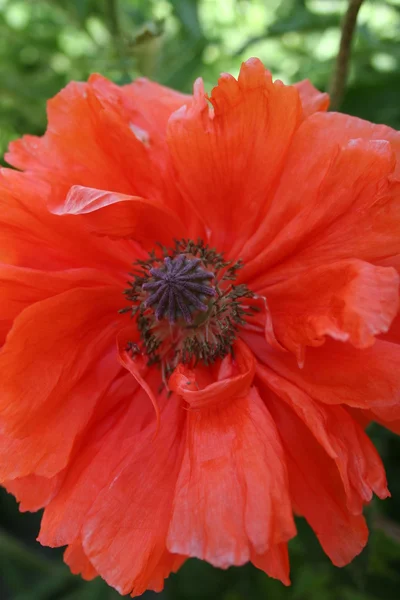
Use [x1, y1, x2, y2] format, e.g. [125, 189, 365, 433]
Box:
[1, 57, 400, 595]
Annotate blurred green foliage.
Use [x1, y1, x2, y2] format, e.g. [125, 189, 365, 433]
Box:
[1, 0, 400, 599]
[1, 0, 400, 160]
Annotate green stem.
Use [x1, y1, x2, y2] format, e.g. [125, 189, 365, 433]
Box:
[105, 0, 120, 38]
[328, 0, 366, 110]
[105, 0, 130, 78]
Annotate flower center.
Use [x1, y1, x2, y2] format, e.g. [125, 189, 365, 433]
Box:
[121, 239, 255, 379]
[142, 254, 215, 324]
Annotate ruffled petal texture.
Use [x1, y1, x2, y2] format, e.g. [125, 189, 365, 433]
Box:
[60, 185, 186, 246]
[167, 57, 302, 254]
[167, 386, 295, 571]
[0, 287, 121, 478]
[239, 129, 397, 285]
[294, 79, 329, 117]
[245, 330, 400, 423]
[169, 342, 295, 583]
[80, 398, 186, 596]
[267, 395, 370, 566]
[266, 259, 399, 363]
[1, 56, 400, 596]
[5, 79, 161, 205]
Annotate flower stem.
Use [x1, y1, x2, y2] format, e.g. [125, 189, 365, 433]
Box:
[105, 0, 130, 79]
[105, 0, 120, 38]
[328, 0, 365, 111]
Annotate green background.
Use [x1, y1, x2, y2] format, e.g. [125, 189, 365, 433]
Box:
[1, 0, 400, 598]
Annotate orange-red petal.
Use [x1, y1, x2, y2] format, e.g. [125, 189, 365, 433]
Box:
[0, 170, 132, 273]
[169, 339, 255, 409]
[81, 398, 186, 596]
[312, 111, 400, 176]
[89, 74, 190, 167]
[166, 386, 295, 571]
[167, 57, 301, 255]
[5, 80, 161, 204]
[0, 287, 121, 477]
[0, 265, 119, 343]
[3, 472, 64, 512]
[59, 185, 185, 247]
[266, 392, 369, 566]
[38, 370, 160, 547]
[294, 79, 329, 117]
[245, 331, 400, 422]
[265, 259, 399, 363]
[251, 544, 290, 586]
[240, 130, 396, 285]
[64, 540, 98, 581]
[257, 363, 389, 515]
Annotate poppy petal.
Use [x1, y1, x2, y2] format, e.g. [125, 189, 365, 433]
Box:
[5, 81, 160, 204]
[257, 363, 389, 515]
[0, 170, 132, 273]
[0, 265, 120, 343]
[294, 79, 329, 117]
[169, 339, 255, 409]
[59, 185, 185, 247]
[38, 371, 158, 547]
[264, 259, 399, 363]
[240, 132, 395, 284]
[0, 287, 121, 476]
[310, 111, 400, 175]
[118, 76, 191, 136]
[64, 540, 97, 581]
[89, 74, 190, 165]
[251, 544, 290, 586]
[3, 472, 65, 512]
[138, 551, 187, 594]
[245, 331, 400, 422]
[166, 386, 295, 568]
[81, 398, 186, 596]
[266, 392, 369, 566]
[167, 57, 301, 254]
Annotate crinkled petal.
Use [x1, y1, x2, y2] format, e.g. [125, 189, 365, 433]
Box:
[167, 385, 295, 569]
[240, 131, 396, 285]
[3, 472, 65, 512]
[294, 79, 329, 117]
[251, 544, 290, 586]
[313, 111, 400, 176]
[244, 331, 400, 422]
[59, 185, 185, 246]
[81, 397, 186, 596]
[169, 339, 255, 409]
[89, 74, 190, 166]
[265, 259, 399, 363]
[265, 390, 369, 566]
[257, 363, 389, 515]
[167, 57, 301, 254]
[38, 370, 159, 546]
[0, 170, 132, 273]
[138, 551, 186, 594]
[0, 265, 120, 343]
[64, 540, 98, 581]
[5, 80, 161, 205]
[117, 325, 161, 424]
[0, 287, 121, 477]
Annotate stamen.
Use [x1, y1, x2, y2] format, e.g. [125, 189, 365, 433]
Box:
[121, 239, 256, 376]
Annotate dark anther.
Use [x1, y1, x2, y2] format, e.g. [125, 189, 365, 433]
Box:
[142, 254, 215, 323]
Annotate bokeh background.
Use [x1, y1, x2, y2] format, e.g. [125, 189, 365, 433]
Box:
[1, 0, 400, 598]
